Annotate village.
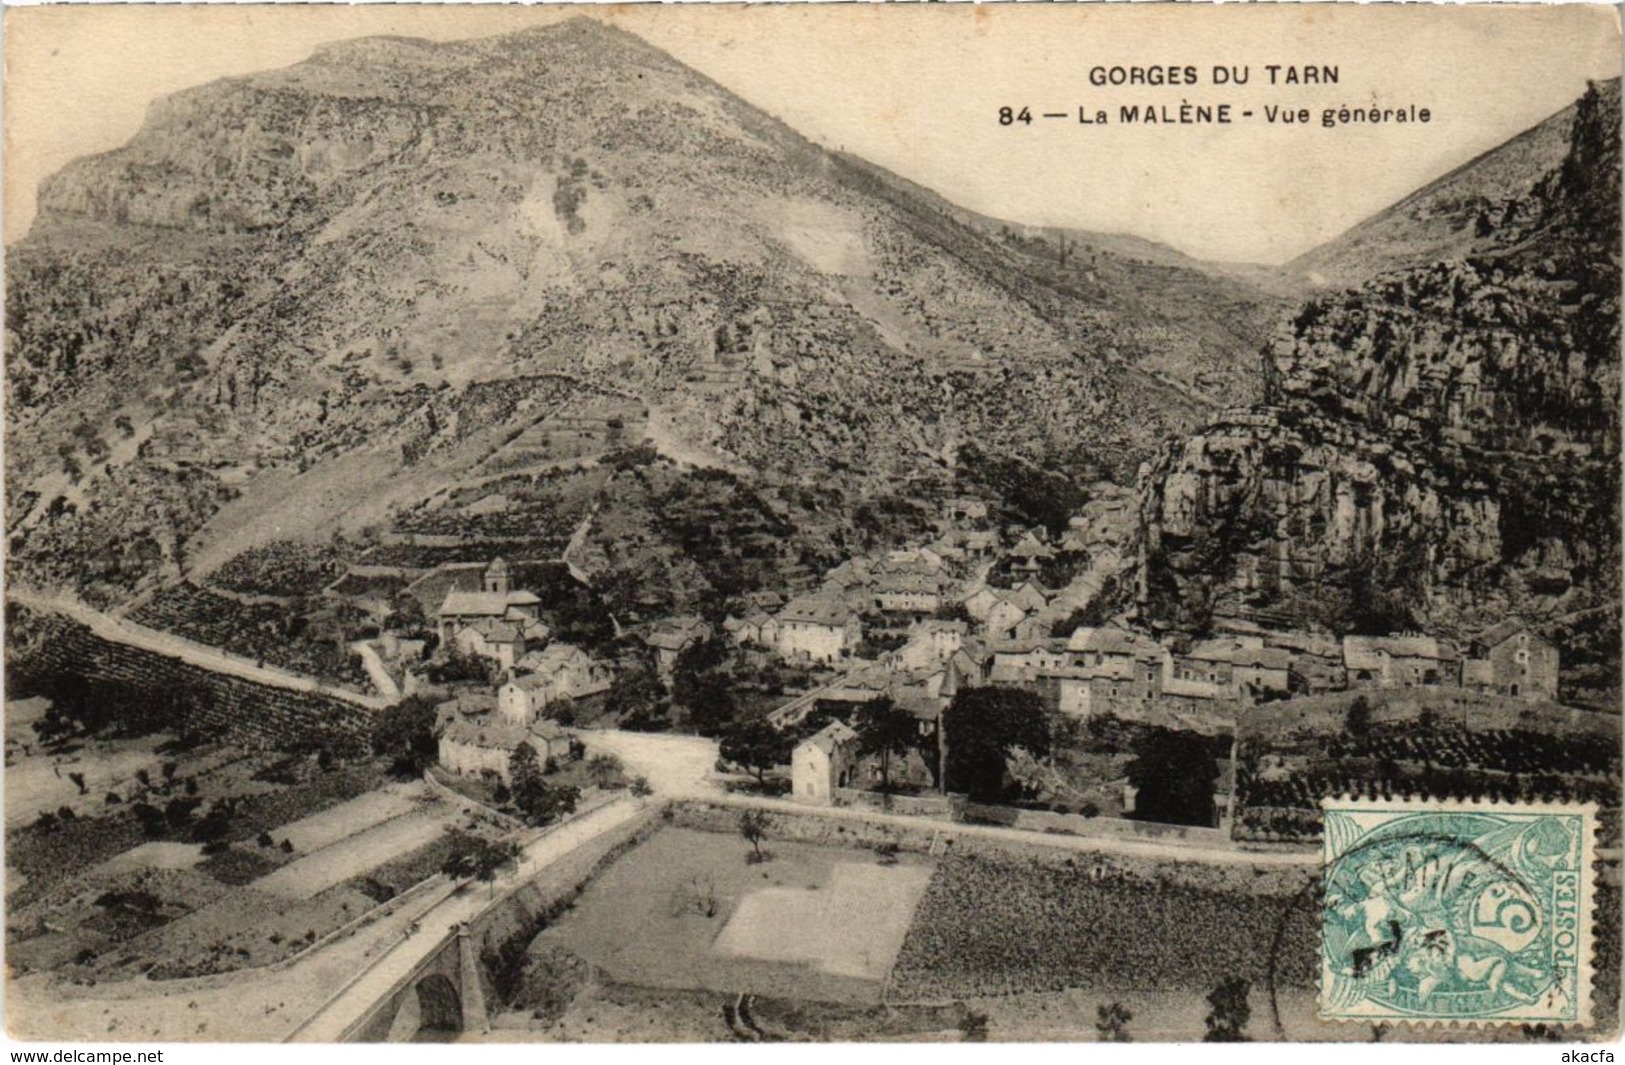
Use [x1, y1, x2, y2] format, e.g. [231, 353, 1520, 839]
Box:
[360, 486, 1567, 833]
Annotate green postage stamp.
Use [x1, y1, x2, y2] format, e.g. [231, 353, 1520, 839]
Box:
[1321, 799, 1597, 1028]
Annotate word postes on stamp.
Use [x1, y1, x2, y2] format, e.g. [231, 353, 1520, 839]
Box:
[1320, 799, 1596, 1028]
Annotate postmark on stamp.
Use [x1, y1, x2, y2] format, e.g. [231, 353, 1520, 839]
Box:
[1320, 799, 1596, 1028]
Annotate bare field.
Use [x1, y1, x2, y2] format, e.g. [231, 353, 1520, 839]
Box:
[529, 826, 935, 1006]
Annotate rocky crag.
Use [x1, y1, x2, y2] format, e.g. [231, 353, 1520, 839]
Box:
[1136, 79, 1621, 706]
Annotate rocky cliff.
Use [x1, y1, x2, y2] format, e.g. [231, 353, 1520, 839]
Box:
[1137, 80, 1621, 704]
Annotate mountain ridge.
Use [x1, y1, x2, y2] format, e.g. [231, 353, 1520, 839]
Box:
[5, 17, 1268, 610]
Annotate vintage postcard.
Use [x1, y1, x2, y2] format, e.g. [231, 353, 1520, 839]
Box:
[2, 2, 1620, 1048]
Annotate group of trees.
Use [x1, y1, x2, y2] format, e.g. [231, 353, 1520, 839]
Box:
[440, 829, 522, 896]
[506, 742, 580, 827]
[942, 687, 1049, 800]
[605, 655, 668, 732]
[719, 719, 793, 787]
[372, 695, 440, 778]
[1124, 727, 1223, 827]
[700, 682, 1223, 826]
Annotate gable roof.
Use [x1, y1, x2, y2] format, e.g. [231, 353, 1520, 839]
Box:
[441, 715, 566, 751]
[440, 589, 541, 619]
[1010, 531, 1054, 559]
[1343, 634, 1457, 669]
[1474, 620, 1539, 651]
[436, 693, 498, 721]
[1067, 626, 1163, 660]
[800, 720, 859, 755]
[778, 594, 855, 627]
[1186, 639, 1291, 671]
[646, 616, 710, 650]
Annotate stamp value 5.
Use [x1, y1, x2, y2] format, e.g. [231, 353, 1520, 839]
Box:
[1320, 799, 1596, 1028]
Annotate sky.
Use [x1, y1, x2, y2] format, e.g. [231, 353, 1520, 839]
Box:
[4, 3, 1620, 263]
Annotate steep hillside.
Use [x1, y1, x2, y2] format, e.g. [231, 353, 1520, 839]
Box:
[1285, 97, 1578, 290]
[5, 18, 1274, 608]
[1136, 79, 1621, 707]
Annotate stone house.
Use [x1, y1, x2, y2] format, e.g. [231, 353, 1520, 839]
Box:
[1462, 621, 1559, 702]
[983, 596, 1030, 640]
[451, 615, 550, 672]
[724, 611, 780, 648]
[1009, 531, 1055, 575]
[498, 644, 611, 724]
[774, 594, 862, 664]
[889, 619, 968, 672]
[438, 718, 571, 784]
[873, 571, 947, 615]
[1343, 635, 1460, 689]
[646, 616, 713, 680]
[791, 721, 860, 805]
[1176, 638, 1291, 701]
[989, 637, 1069, 685]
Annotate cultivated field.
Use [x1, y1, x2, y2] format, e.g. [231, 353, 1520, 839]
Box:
[888, 848, 1319, 1003]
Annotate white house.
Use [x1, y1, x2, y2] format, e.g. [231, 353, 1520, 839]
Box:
[774, 594, 862, 664]
[890, 620, 968, 672]
[791, 721, 860, 805]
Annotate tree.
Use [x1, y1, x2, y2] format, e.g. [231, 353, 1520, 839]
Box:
[372, 695, 440, 777]
[164, 796, 202, 832]
[1345, 695, 1372, 742]
[738, 808, 769, 863]
[508, 742, 546, 804]
[673, 638, 738, 736]
[606, 657, 667, 730]
[958, 1008, 989, 1042]
[852, 697, 917, 792]
[719, 720, 793, 786]
[68, 771, 86, 796]
[191, 803, 234, 855]
[131, 802, 166, 838]
[585, 752, 624, 789]
[427, 648, 493, 686]
[941, 686, 1049, 800]
[1124, 726, 1219, 827]
[1202, 977, 1252, 1042]
[1096, 1002, 1133, 1042]
[441, 829, 521, 897]
[517, 781, 580, 827]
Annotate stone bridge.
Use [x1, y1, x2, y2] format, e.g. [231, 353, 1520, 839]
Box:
[287, 799, 656, 1043]
[346, 922, 488, 1042]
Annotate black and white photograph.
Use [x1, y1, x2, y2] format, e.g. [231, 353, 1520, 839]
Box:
[2, 2, 1620, 1047]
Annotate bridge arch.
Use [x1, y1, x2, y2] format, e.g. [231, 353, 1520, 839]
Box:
[385, 973, 463, 1041]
